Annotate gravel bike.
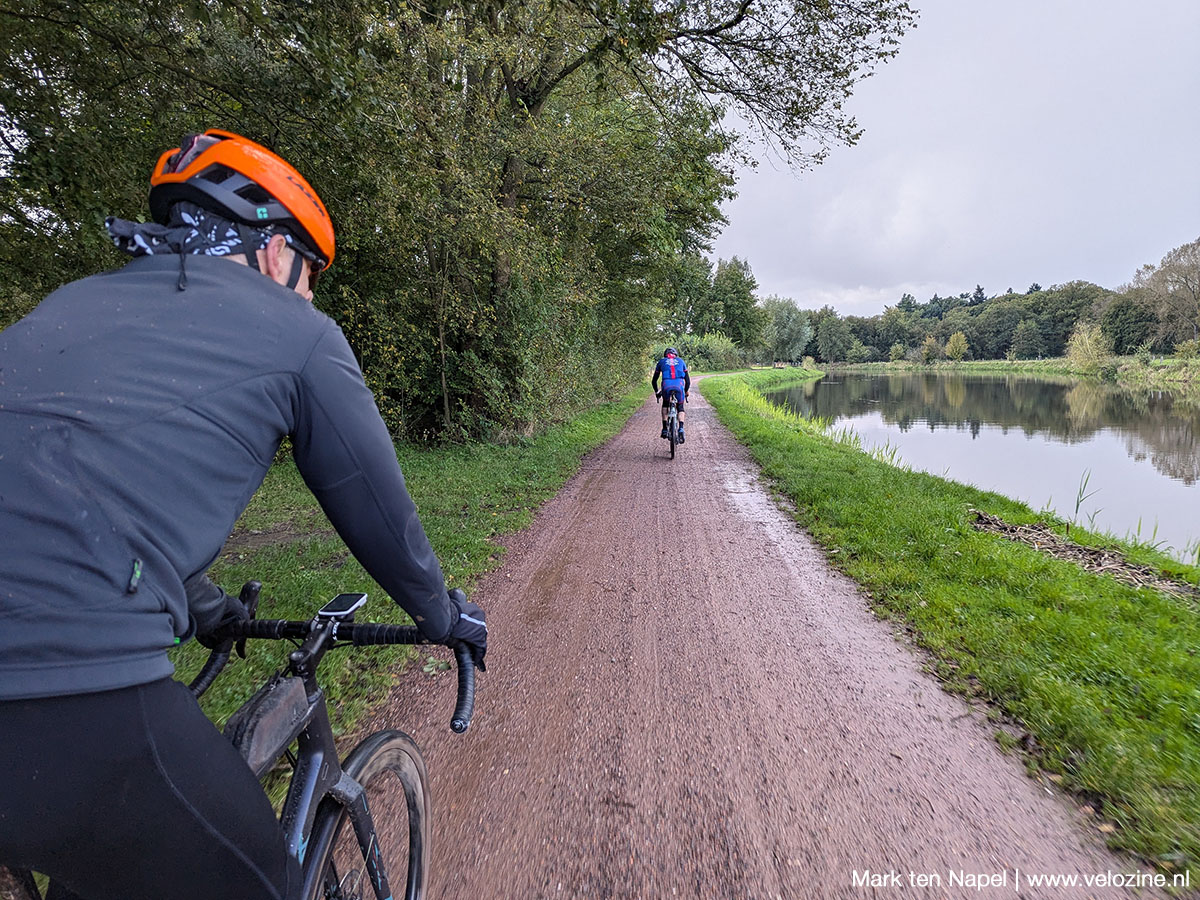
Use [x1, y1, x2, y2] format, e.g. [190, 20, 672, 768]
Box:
[0, 581, 476, 900]
[660, 391, 684, 458]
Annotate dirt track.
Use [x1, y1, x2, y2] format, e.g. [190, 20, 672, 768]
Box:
[376, 388, 1167, 899]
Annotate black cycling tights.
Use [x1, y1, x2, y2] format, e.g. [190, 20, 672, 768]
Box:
[0, 678, 299, 900]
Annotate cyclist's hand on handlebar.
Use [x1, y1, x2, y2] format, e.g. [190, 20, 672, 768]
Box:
[654, 391, 662, 400]
[446, 587, 487, 672]
[196, 588, 250, 650]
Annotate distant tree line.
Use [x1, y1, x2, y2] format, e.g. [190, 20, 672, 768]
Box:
[659, 237, 1200, 367]
[0, 0, 913, 439]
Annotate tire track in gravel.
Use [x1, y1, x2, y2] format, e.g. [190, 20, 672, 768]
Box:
[372, 385, 1169, 899]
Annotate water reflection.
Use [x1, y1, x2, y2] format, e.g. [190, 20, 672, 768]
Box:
[765, 373, 1199, 558]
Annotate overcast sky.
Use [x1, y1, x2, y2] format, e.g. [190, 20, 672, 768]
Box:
[710, 0, 1200, 317]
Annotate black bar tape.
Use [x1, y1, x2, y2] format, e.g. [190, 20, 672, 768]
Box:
[451, 643, 476, 734]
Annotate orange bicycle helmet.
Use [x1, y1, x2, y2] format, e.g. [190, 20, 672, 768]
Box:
[149, 129, 335, 270]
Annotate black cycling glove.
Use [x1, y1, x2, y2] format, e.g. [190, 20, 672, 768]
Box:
[446, 587, 488, 671]
[195, 587, 250, 650]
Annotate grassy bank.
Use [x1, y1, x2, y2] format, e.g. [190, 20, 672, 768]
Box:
[173, 386, 646, 735]
[839, 356, 1200, 393]
[702, 369, 1200, 880]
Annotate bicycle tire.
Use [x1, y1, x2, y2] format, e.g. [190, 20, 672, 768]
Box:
[301, 730, 431, 900]
[668, 415, 677, 458]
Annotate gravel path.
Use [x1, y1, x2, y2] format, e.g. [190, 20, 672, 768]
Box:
[374, 387, 1170, 899]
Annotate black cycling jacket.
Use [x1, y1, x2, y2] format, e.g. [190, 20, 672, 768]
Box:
[0, 255, 453, 700]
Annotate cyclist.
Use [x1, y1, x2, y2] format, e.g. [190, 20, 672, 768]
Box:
[651, 346, 691, 443]
[0, 130, 487, 900]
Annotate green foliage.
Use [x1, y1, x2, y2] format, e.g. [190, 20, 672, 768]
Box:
[1101, 294, 1158, 355]
[1133, 237, 1200, 348]
[710, 257, 767, 349]
[918, 333, 941, 364]
[1176, 339, 1200, 360]
[1066, 322, 1115, 376]
[888, 341, 908, 362]
[945, 330, 969, 361]
[845, 336, 874, 363]
[655, 332, 743, 371]
[816, 313, 853, 362]
[759, 295, 812, 363]
[1009, 319, 1044, 359]
[1, 0, 916, 435]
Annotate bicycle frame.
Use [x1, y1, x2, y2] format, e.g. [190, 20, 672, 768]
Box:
[666, 394, 679, 457]
[231, 617, 398, 898]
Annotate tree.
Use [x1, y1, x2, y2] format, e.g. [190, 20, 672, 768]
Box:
[0, 0, 915, 435]
[1066, 322, 1113, 375]
[816, 314, 854, 362]
[1009, 319, 1044, 359]
[945, 331, 969, 361]
[973, 299, 1026, 358]
[970, 285, 986, 305]
[889, 342, 907, 362]
[760, 296, 812, 363]
[802, 305, 839, 358]
[846, 337, 874, 363]
[1100, 294, 1158, 355]
[877, 305, 919, 351]
[657, 252, 716, 336]
[1032, 281, 1110, 356]
[919, 334, 941, 364]
[710, 257, 765, 349]
[1027, 283, 1042, 294]
[1133, 237, 1200, 345]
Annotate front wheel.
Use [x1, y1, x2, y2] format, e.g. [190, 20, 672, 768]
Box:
[302, 731, 431, 900]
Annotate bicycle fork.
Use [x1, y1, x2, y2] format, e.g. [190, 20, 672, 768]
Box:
[332, 778, 394, 900]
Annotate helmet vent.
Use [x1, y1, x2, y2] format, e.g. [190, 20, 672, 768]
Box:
[197, 166, 235, 185]
[238, 184, 273, 205]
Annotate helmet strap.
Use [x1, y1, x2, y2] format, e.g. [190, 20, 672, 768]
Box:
[285, 248, 305, 290]
[237, 224, 262, 273]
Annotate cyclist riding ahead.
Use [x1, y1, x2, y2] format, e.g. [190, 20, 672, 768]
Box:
[651, 346, 691, 444]
[0, 130, 487, 900]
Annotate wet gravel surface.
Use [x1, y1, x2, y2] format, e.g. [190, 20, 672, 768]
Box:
[372, 389, 1167, 899]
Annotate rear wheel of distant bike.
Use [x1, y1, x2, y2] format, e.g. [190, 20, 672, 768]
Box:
[303, 730, 431, 900]
[668, 416, 677, 458]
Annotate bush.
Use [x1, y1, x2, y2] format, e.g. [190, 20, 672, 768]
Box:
[847, 337, 874, 363]
[653, 332, 745, 371]
[1176, 339, 1200, 360]
[1065, 322, 1114, 376]
[945, 331, 968, 361]
[889, 342, 907, 362]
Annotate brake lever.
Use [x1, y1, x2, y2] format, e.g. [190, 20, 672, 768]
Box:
[235, 580, 262, 659]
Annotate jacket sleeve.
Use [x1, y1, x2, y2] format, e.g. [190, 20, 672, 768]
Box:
[651, 361, 660, 391]
[684, 366, 691, 393]
[289, 324, 454, 641]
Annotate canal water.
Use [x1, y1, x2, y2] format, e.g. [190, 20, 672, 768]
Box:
[764, 372, 1199, 562]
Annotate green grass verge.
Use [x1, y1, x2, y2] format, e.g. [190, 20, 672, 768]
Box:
[701, 369, 1200, 879]
[171, 386, 646, 736]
